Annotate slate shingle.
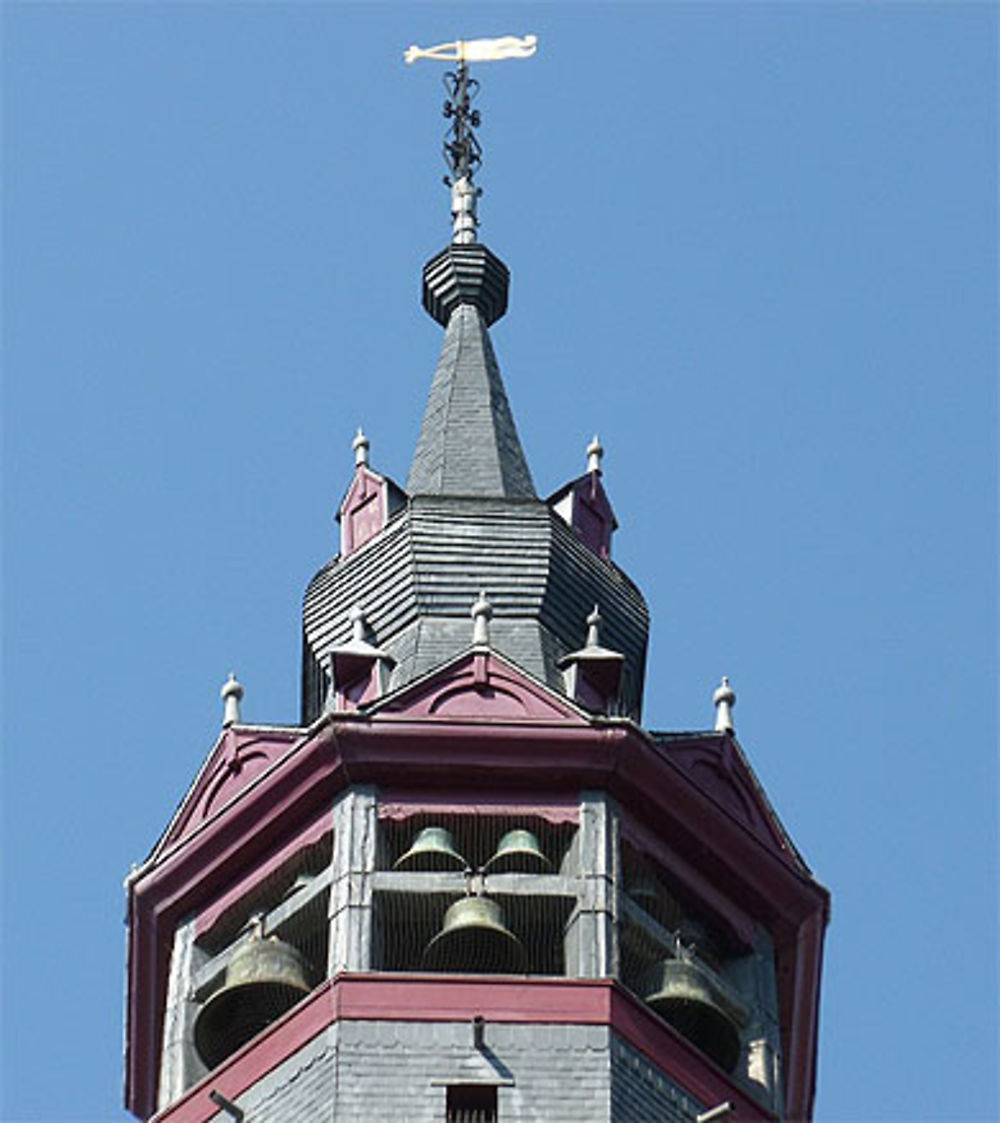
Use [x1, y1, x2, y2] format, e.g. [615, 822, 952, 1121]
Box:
[406, 304, 535, 499]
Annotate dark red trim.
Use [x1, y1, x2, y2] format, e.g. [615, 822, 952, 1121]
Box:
[783, 909, 826, 1120]
[195, 805, 332, 937]
[152, 977, 776, 1123]
[127, 715, 828, 1120]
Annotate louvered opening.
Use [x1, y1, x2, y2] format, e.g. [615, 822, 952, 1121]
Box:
[446, 1084, 497, 1123]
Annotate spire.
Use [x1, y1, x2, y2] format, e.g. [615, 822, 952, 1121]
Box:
[405, 43, 537, 499]
[407, 302, 535, 498]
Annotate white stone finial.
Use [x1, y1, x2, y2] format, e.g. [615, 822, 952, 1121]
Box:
[586, 605, 602, 648]
[221, 672, 244, 727]
[471, 591, 493, 646]
[713, 676, 736, 733]
[451, 176, 479, 245]
[586, 435, 604, 474]
[348, 603, 366, 643]
[353, 427, 370, 467]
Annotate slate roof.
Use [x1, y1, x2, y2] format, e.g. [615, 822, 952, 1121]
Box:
[302, 240, 649, 723]
[406, 302, 535, 499]
[301, 496, 649, 725]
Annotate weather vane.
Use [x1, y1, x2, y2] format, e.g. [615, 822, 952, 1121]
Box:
[404, 35, 539, 243]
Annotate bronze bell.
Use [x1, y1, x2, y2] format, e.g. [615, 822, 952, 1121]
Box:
[194, 920, 312, 1070]
[483, 828, 551, 874]
[423, 896, 526, 974]
[394, 826, 467, 871]
[643, 958, 742, 1073]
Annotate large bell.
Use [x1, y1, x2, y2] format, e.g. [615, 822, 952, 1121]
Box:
[194, 922, 312, 1070]
[394, 826, 467, 871]
[643, 958, 742, 1073]
[483, 828, 551, 874]
[423, 896, 526, 974]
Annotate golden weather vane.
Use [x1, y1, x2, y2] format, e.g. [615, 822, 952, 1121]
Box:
[404, 35, 539, 243]
[404, 35, 538, 66]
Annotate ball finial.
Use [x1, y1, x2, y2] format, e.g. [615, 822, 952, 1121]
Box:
[586, 435, 604, 474]
[221, 672, 244, 727]
[471, 591, 493, 646]
[353, 428, 370, 468]
[586, 605, 602, 648]
[348, 603, 367, 643]
[713, 676, 736, 733]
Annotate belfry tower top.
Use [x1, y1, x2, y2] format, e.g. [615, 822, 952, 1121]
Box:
[300, 34, 649, 720]
[124, 44, 827, 1123]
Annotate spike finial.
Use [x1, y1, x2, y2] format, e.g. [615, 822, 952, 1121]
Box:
[713, 676, 736, 733]
[586, 435, 604, 474]
[348, 603, 367, 643]
[405, 35, 538, 243]
[353, 428, 370, 468]
[471, 591, 493, 646]
[221, 672, 244, 727]
[586, 605, 602, 648]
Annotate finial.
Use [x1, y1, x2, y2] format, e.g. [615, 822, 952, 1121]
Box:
[348, 603, 367, 643]
[586, 435, 604, 474]
[471, 590, 493, 646]
[221, 672, 243, 727]
[353, 428, 370, 468]
[405, 35, 538, 242]
[585, 605, 602, 648]
[713, 676, 736, 733]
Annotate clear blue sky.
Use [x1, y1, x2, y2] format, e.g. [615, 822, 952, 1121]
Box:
[2, 4, 996, 1120]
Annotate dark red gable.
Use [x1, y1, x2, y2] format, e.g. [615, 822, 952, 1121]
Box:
[337, 464, 405, 557]
[548, 471, 618, 560]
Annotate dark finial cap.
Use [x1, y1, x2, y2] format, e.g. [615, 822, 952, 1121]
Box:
[423, 243, 509, 327]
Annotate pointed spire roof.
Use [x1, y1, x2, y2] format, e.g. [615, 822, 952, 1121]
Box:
[406, 299, 535, 499]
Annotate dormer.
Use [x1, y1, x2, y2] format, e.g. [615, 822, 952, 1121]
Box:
[548, 436, 618, 560]
[558, 606, 625, 714]
[337, 429, 406, 557]
[326, 604, 395, 710]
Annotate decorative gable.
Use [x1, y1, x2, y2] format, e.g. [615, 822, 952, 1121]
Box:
[661, 734, 804, 870]
[548, 471, 618, 560]
[338, 464, 406, 557]
[376, 649, 587, 723]
[156, 725, 303, 852]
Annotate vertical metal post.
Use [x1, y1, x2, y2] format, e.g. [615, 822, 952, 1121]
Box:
[328, 786, 378, 974]
[563, 791, 621, 977]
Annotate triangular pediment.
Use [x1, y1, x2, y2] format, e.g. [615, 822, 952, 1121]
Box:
[372, 649, 588, 723]
[657, 733, 807, 871]
[154, 725, 304, 855]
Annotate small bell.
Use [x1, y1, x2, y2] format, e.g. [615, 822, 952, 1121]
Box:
[393, 826, 467, 872]
[483, 828, 551, 874]
[423, 896, 525, 974]
[643, 958, 741, 1072]
[193, 919, 312, 1070]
